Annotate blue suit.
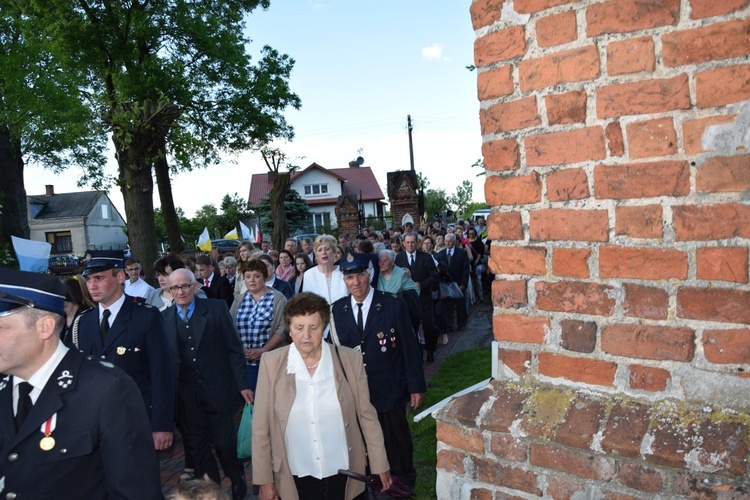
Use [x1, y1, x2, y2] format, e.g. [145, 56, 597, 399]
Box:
[70, 298, 176, 432]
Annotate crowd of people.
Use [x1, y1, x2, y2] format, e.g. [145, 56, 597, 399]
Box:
[0, 217, 490, 500]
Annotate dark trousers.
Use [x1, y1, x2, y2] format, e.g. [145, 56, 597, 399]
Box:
[293, 473, 364, 500]
[177, 387, 244, 486]
[420, 296, 439, 354]
[378, 406, 416, 488]
[443, 296, 467, 330]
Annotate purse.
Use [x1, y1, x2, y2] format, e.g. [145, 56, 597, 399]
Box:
[439, 281, 464, 300]
[236, 402, 253, 459]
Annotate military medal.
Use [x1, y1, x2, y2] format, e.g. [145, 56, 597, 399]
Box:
[116, 346, 126, 355]
[39, 414, 57, 451]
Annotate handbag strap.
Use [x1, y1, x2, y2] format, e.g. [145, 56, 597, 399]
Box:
[329, 305, 341, 346]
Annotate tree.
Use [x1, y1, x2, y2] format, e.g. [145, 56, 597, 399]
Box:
[449, 180, 474, 220]
[21, 0, 300, 279]
[260, 147, 301, 251]
[424, 188, 450, 221]
[218, 193, 255, 238]
[256, 189, 311, 240]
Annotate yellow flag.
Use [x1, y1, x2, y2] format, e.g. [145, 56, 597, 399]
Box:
[224, 228, 239, 240]
[197, 227, 212, 252]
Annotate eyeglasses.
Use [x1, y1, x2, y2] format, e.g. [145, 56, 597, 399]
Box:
[169, 284, 194, 294]
[0, 292, 36, 317]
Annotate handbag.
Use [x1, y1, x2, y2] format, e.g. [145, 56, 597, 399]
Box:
[439, 281, 463, 300]
[236, 403, 253, 459]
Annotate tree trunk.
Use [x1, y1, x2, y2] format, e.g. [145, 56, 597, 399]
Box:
[270, 172, 289, 252]
[154, 138, 184, 254]
[0, 125, 30, 247]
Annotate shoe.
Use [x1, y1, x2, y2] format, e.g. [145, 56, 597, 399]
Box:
[441, 333, 449, 345]
[426, 352, 435, 363]
[178, 469, 195, 482]
[231, 477, 248, 500]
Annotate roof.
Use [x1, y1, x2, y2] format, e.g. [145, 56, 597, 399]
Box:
[248, 162, 386, 208]
[28, 191, 104, 219]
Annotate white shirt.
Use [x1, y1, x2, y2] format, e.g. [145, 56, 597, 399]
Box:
[14, 340, 69, 414]
[284, 344, 348, 478]
[99, 293, 126, 327]
[350, 287, 374, 329]
[124, 277, 154, 299]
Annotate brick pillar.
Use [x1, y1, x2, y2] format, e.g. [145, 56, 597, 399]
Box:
[436, 1, 750, 498]
[335, 194, 360, 237]
[387, 171, 420, 229]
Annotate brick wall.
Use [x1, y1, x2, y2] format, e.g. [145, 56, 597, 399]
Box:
[436, 0, 750, 497]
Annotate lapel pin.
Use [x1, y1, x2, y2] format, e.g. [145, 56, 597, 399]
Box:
[57, 370, 73, 389]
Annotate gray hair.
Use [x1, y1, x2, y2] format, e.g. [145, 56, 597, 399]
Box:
[445, 233, 457, 243]
[222, 256, 237, 267]
[379, 249, 396, 263]
[373, 242, 386, 253]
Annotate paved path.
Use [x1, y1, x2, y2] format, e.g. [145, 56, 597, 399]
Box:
[160, 299, 494, 498]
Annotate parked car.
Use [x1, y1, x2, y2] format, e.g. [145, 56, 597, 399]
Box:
[211, 239, 240, 256]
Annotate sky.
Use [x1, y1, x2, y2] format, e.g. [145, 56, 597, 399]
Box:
[23, 0, 483, 220]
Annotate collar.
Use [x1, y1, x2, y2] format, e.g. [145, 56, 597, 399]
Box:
[15, 340, 69, 403]
[177, 298, 196, 317]
[350, 286, 374, 309]
[99, 293, 125, 322]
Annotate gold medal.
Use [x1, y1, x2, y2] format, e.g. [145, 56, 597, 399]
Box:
[116, 346, 126, 355]
[40, 435, 55, 451]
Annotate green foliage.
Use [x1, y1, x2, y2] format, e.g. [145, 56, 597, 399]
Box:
[0, 243, 18, 269]
[256, 189, 311, 236]
[448, 180, 473, 219]
[471, 158, 486, 177]
[465, 201, 488, 218]
[218, 193, 255, 237]
[424, 188, 450, 220]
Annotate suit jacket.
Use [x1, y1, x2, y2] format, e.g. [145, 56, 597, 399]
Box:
[331, 290, 426, 413]
[0, 349, 161, 499]
[202, 274, 233, 308]
[440, 247, 470, 289]
[395, 250, 438, 305]
[272, 276, 293, 300]
[71, 298, 175, 432]
[162, 298, 250, 412]
[252, 344, 389, 500]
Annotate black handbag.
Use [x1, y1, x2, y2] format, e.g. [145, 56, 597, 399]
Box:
[439, 281, 463, 300]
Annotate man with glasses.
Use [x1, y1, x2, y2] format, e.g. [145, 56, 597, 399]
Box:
[70, 252, 176, 452]
[124, 257, 154, 299]
[0, 269, 162, 499]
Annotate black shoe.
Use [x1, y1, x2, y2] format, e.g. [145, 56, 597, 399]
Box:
[231, 477, 248, 500]
[426, 352, 435, 363]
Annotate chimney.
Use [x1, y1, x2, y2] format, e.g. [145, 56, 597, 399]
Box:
[45, 185, 54, 196]
[348, 161, 359, 168]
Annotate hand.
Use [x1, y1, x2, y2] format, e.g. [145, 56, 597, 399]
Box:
[378, 470, 392, 492]
[243, 347, 253, 360]
[240, 389, 254, 404]
[410, 392, 425, 410]
[152, 431, 173, 451]
[259, 483, 279, 500]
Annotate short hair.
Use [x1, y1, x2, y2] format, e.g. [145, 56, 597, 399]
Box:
[238, 259, 268, 280]
[22, 308, 65, 335]
[283, 292, 330, 328]
[421, 235, 435, 247]
[124, 257, 140, 267]
[154, 254, 185, 275]
[195, 254, 213, 267]
[64, 275, 95, 309]
[373, 242, 386, 253]
[359, 239, 374, 254]
[167, 475, 228, 500]
[255, 253, 274, 267]
[221, 256, 237, 267]
[379, 249, 396, 263]
[313, 234, 337, 253]
[445, 233, 457, 242]
[403, 232, 418, 243]
[278, 249, 294, 262]
[285, 238, 297, 246]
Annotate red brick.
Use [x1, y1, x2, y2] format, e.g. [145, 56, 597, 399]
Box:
[490, 432, 528, 462]
[696, 155, 750, 193]
[530, 209, 609, 242]
[497, 348, 532, 377]
[546, 168, 589, 202]
[519, 46, 600, 92]
[490, 245, 547, 275]
[600, 246, 688, 280]
[663, 19, 750, 67]
[437, 449, 465, 474]
[673, 203, 750, 241]
[696, 247, 749, 283]
[703, 328, 750, 364]
[474, 26, 527, 67]
[546, 476, 584, 500]
[696, 64, 750, 108]
[561, 319, 597, 353]
[536, 281, 616, 316]
[487, 211, 523, 241]
[526, 126, 605, 166]
[536, 10, 577, 48]
[470, 488, 493, 500]
[546, 90, 587, 125]
[494, 314, 550, 344]
[628, 365, 671, 392]
[442, 387, 495, 427]
[597, 74, 690, 118]
[586, 0, 679, 36]
[485, 173, 542, 206]
[483, 138, 520, 172]
[539, 352, 617, 386]
[678, 287, 750, 324]
[606, 36, 655, 76]
[470, 0, 505, 30]
[555, 395, 606, 449]
[436, 421, 485, 453]
[601, 324, 696, 361]
[471, 455, 542, 495]
[483, 385, 531, 432]
[530, 443, 616, 480]
[695, 420, 749, 475]
[515, 0, 578, 13]
[646, 418, 694, 468]
[683, 114, 738, 154]
[601, 402, 651, 458]
[594, 161, 690, 199]
[623, 283, 669, 320]
[492, 280, 528, 309]
[626, 117, 677, 159]
[617, 463, 665, 493]
[552, 248, 591, 278]
[605, 121, 624, 156]
[480, 96, 540, 134]
[615, 205, 663, 239]
[477, 65, 514, 101]
[690, 0, 748, 18]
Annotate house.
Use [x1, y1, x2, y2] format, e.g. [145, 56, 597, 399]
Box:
[248, 161, 387, 232]
[27, 185, 128, 256]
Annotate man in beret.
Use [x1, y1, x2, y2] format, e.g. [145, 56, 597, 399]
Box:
[330, 257, 426, 489]
[0, 269, 162, 499]
[70, 252, 176, 451]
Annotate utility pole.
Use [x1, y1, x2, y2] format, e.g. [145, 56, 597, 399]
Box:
[407, 115, 415, 171]
[407, 114, 424, 220]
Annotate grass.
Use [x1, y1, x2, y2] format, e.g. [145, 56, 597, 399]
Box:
[409, 346, 493, 499]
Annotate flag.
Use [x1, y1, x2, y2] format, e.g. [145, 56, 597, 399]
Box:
[240, 221, 252, 240]
[224, 228, 239, 240]
[11, 236, 51, 272]
[197, 227, 212, 252]
[255, 223, 262, 243]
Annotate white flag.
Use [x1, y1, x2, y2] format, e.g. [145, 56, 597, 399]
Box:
[240, 221, 252, 240]
[197, 227, 212, 252]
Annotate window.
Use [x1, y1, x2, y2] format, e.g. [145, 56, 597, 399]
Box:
[311, 212, 331, 230]
[101, 204, 109, 219]
[46, 232, 73, 254]
[303, 184, 328, 196]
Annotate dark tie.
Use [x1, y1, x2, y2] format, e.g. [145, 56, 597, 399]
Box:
[410, 254, 415, 268]
[448, 250, 452, 265]
[356, 302, 364, 334]
[15, 382, 33, 430]
[100, 309, 111, 342]
[181, 307, 190, 323]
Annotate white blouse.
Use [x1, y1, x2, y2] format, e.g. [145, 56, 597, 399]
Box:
[284, 343, 349, 479]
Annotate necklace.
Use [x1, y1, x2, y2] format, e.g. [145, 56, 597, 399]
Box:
[306, 363, 319, 370]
